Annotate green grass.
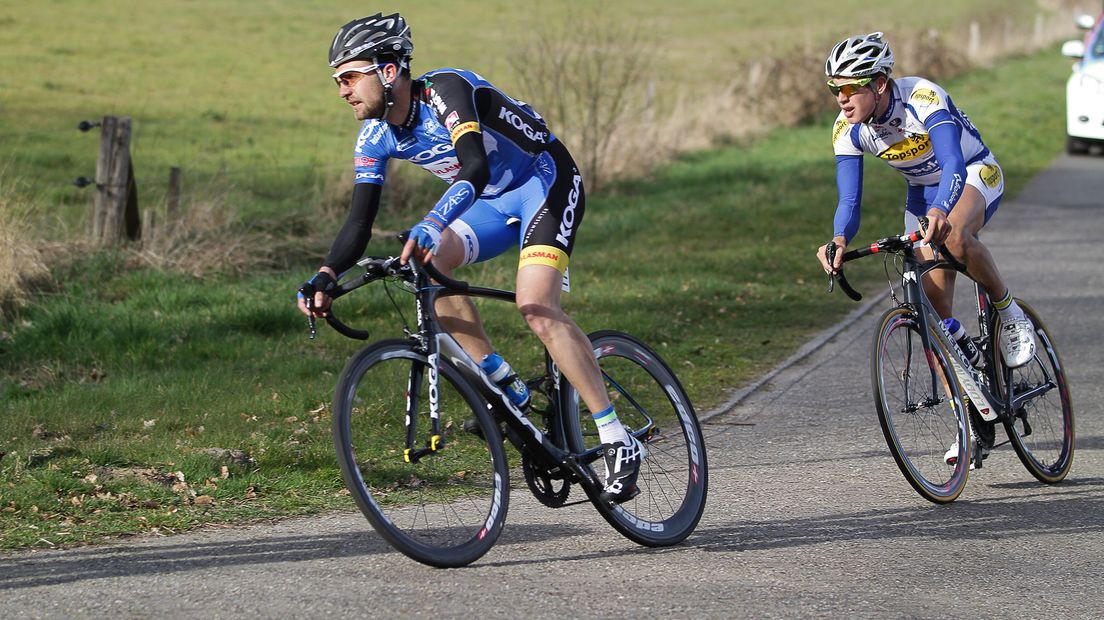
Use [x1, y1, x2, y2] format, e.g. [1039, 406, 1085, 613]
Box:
[0, 0, 1058, 231]
[0, 43, 1072, 548]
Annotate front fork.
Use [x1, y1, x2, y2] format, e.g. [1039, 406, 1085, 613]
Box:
[402, 338, 444, 464]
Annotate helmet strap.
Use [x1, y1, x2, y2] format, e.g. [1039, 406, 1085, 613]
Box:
[864, 76, 887, 124]
[373, 58, 396, 120]
[400, 81, 419, 129]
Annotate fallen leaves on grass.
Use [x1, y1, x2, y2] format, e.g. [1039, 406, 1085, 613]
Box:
[199, 447, 252, 464]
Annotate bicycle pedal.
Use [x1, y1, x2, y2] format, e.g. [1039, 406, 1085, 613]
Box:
[603, 484, 641, 505]
[462, 416, 484, 438]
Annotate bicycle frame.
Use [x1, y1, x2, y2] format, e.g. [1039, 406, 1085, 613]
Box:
[853, 238, 1057, 426]
[901, 249, 1003, 421]
[310, 254, 668, 503]
[393, 259, 614, 489]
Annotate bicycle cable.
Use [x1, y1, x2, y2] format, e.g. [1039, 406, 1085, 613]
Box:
[382, 277, 414, 336]
[883, 253, 904, 307]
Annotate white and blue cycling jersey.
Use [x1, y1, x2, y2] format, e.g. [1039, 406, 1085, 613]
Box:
[831, 77, 1004, 242]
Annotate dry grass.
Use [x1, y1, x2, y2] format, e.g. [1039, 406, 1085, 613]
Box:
[133, 188, 295, 277]
[524, 2, 1094, 189]
[0, 183, 50, 319]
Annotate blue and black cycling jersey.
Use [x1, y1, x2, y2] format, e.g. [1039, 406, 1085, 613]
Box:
[323, 68, 585, 278]
[352, 68, 556, 195]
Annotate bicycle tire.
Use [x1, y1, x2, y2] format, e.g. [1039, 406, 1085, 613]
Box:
[332, 339, 509, 568]
[872, 307, 970, 503]
[564, 330, 707, 546]
[995, 300, 1074, 483]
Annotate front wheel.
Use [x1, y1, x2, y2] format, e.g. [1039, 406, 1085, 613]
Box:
[332, 339, 510, 568]
[995, 300, 1074, 483]
[1066, 136, 1090, 155]
[564, 331, 707, 546]
[872, 308, 970, 503]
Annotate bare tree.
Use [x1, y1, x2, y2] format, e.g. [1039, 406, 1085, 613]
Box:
[509, 5, 649, 191]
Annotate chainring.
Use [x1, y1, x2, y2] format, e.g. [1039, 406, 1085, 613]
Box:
[521, 453, 571, 508]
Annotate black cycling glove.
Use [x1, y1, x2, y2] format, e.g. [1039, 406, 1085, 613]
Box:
[299, 271, 336, 298]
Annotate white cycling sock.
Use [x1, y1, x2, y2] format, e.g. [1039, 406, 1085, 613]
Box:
[993, 290, 1024, 321]
[592, 405, 631, 445]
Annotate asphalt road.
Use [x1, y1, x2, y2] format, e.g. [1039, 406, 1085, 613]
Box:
[3, 154, 1103, 619]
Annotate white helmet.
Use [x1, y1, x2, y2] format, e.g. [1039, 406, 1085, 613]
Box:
[824, 32, 894, 78]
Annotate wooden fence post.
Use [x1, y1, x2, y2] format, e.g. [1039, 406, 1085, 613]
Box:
[143, 208, 157, 247]
[91, 115, 140, 245]
[167, 166, 182, 224]
[968, 22, 980, 61]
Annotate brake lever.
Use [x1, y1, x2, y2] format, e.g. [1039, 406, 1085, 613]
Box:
[916, 216, 967, 273]
[298, 286, 318, 340]
[825, 243, 838, 294]
[305, 298, 317, 340]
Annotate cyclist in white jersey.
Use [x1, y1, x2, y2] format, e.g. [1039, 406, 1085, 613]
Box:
[815, 32, 1036, 369]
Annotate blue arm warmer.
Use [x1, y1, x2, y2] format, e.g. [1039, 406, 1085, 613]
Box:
[424, 180, 476, 229]
[833, 155, 863, 242]
[925, 111, 966, 214]
[421, 131, 489, 229]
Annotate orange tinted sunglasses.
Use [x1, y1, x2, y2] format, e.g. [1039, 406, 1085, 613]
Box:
[332, 65, 380, 88]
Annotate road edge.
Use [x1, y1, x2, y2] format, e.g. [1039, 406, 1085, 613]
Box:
[699, 288, 890, 423]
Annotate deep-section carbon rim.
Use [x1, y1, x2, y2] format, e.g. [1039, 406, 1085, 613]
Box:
[565, 330, 707, 546]
[332, 340, 509, 567]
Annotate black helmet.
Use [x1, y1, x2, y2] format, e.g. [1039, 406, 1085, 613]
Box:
[329, 13, 413, 68]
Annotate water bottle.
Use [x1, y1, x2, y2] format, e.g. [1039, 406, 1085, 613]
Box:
[941, 317, 981, 367]
[480, 352, 531, 411]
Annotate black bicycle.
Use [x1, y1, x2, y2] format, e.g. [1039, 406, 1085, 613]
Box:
[301, 255, 707, 567]
[826, 224, 1073, 503]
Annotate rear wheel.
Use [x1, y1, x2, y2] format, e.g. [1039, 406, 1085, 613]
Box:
[565, 331, 707, 546]
[872, 308, 970, 503]
[332, 340, 509, 568]
[995, 301, 1074, 483]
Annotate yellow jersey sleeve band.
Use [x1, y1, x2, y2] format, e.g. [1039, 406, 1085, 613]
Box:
[449, 121, 480, 144]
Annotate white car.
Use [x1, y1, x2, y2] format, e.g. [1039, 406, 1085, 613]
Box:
[1062, 13, 1104, 154]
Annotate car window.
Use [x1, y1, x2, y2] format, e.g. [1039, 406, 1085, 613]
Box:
[1090, 20, 1104, 60]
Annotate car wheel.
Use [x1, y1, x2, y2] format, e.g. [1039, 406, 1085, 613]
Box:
[1067, 136, 1090, 155]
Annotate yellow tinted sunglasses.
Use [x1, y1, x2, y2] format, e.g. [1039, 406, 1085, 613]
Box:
[827, 77, 874, 97]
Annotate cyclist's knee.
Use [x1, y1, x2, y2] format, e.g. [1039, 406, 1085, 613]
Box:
[517, 300, 565, 338]
[945, 224, 990, 259]
[943, 227, 972, 254]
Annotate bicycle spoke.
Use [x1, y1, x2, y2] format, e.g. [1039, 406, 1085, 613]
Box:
[333, 341, 508, 567]
[995, 303, 1073, 483]
[874, 310, 969, 503]
[567, 331, 707, 546]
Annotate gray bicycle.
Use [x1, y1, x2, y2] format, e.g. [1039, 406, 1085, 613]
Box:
[827, 222, 1073, 503]
[301, 255, 708, 566]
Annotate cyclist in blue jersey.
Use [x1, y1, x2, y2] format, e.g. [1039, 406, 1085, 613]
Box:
[296, 13, 643, 502]
[815, 32, 1037, 370]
